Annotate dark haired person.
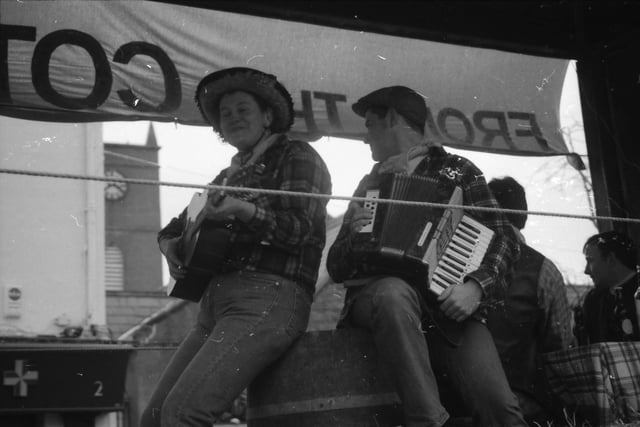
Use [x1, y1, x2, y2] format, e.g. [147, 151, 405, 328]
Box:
[327, 86, 526, 427]
[141, 67, 331, 426]
[487, 176, 571, 423]
[575, 230, 639, 344]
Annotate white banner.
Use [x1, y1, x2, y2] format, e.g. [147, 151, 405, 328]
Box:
[0, 1, 568, 154]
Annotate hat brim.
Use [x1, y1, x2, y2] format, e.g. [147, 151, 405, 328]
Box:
[351, 87, 393, 118]
[351, 86, 427, 131]
[195, 67, 294, 134]
[351, 99, 368, 118]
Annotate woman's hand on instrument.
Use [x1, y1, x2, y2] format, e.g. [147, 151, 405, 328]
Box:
[348, 204, 374, 234]
[159, 237, 187, 279]
[437, 279, 483, 322]
[203, 191, 256, 223]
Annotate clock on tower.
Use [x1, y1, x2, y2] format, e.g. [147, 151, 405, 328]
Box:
[104, 169, 128, 201]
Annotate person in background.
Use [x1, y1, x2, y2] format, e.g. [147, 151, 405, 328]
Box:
[327, 85, 526, 427]
[487, 176, 572, 424]
[140, 67, 331, 426]
[574, 230, 639, 345]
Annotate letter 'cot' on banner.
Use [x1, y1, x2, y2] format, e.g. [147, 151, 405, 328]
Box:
[0, 1, 569, 155]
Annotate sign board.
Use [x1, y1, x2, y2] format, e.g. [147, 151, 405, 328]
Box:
[1, 0, 568, 155]
[0, 344, 132, 412]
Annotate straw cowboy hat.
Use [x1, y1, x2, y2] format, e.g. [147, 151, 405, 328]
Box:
[195, 67, 295, 135]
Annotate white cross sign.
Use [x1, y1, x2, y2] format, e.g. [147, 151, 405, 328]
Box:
[3, 359, 39, 397]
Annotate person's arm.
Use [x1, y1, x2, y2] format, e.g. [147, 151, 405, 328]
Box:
[240, 142, 332, 249]
[158, 170, 227, 278]
[327, 204, 360, 283]
[574, 289, 597, 345]
[460, 162, 520, 298]
[326, 175, 374, 283]
[157, 209, 186, 244]
[438, 158, 519, 321]
[537, 258, 573, 351]
[157, 208, 187, 279]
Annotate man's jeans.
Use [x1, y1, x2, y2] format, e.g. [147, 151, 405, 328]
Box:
[347, 276, 526, 427]
[140, 270, 311, 427]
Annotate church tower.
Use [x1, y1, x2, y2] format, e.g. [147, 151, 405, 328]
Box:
[104, 124, 167, 338]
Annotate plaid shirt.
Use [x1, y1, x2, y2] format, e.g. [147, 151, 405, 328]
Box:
[159, 135, 331, 296]
[543, 341, 640, 424]
[537, 252, 573, 351]
[327, 146, 519, 301]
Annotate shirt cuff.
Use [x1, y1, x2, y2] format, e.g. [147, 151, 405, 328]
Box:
[244, 204, 269, 232]
[464, 270, 493, 296]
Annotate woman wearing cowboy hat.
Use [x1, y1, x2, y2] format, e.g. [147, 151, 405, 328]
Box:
[141, 67, 332, 426]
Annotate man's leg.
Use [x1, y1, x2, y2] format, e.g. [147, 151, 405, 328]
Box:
[349, 277, 449, 427]
[430, 319, 527, 427]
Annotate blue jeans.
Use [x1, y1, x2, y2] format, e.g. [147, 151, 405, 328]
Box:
[140, 270, 311, 427]
[346, 277, 526, 427]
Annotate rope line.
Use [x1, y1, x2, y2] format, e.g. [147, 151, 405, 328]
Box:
[104, 150, 163, 168]
[2, 167, 640, 224]
[104, 149, 210, 179]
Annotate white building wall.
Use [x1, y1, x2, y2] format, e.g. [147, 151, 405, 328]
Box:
[0, 116, 105, 336]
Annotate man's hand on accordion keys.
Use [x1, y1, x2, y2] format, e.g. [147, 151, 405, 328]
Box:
[437, 279, 483, 322]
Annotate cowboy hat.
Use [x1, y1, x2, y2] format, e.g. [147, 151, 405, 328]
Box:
[195, 67, 294, 134]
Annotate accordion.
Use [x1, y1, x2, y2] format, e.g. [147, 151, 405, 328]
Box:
[353, 173, 494, 296]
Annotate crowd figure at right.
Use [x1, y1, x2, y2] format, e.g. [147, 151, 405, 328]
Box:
[486, 176, 572, 424]
[485, 178, 640, 425]
[574, 230, 640, 344]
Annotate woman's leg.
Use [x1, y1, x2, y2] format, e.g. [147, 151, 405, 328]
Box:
[139, 321, 211, 427]
[160, 271, 311, 426]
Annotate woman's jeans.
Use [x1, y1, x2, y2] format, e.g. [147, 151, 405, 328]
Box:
[140, 270, 311, 427]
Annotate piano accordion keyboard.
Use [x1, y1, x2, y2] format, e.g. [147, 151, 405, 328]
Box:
[430, 215, 494, 295]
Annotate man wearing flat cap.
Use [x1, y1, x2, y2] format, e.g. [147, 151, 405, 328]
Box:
[327, 86, 526, 426]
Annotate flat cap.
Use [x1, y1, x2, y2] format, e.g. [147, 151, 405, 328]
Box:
[352, 86, 427, 130]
